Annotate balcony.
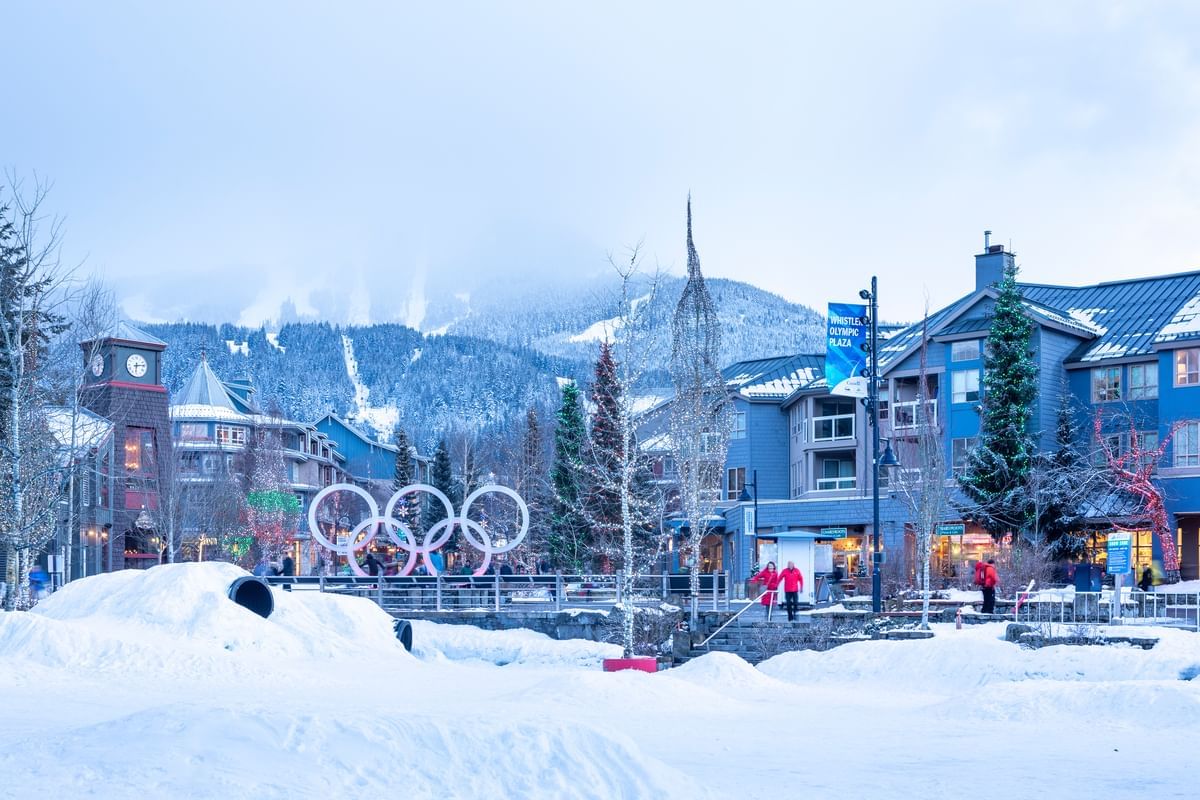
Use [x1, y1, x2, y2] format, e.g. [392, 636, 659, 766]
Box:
[892, 399, 938, 430]
[812, 413, 855, 442]
[815, 476, 857, 491]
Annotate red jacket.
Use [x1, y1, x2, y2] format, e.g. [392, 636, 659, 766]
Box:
[750, 568, 780, 590]
[778, 567, 803, 593]
[974, 561, 987, 587]
[982, 564, 998, 589]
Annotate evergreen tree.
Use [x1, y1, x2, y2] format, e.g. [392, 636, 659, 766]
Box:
[585, 341, 624, 566]
[391, 426, 422, 537]
[958, 260, 1038, 541]
[517, 408, 553, 568]
[424, 439, 458, 556]
[1038, 391, 1089, 557]
[549, 382, 589, 571]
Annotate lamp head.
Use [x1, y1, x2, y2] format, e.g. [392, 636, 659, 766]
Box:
[738, 486, 753, 503]
[859, 289, 872, 301]
[880, 439, 900, 469]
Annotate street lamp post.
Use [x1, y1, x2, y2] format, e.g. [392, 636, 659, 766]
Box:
[738, 469, 758, 594]
[860, 278, 899, 613]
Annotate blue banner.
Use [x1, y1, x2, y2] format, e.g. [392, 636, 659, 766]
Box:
[825, 303, 869, 397]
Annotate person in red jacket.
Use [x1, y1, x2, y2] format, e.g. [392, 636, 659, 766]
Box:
[750, 562, 780, 620]
[778, 561, 804, 621]
[980, 558, 999, 614]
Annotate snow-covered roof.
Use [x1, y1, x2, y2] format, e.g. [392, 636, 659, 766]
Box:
[82, 320, 167, 348]
[722, 354, 824, 399]
[45, 406, 112, 457]
[876, 270, 1200, 370]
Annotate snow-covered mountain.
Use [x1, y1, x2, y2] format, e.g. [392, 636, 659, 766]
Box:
[144, 277, 824, 450]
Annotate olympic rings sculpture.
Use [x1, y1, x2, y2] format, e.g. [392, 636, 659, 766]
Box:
[306, 482, 529, 577]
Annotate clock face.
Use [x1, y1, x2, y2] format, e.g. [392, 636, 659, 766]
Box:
[126, 354, 148, 378]
[90, 355, 104, 377]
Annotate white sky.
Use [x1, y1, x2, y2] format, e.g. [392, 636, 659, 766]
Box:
[6, 1, 1200, 325]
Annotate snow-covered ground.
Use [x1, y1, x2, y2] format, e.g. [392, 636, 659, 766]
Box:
[3, 563, 1199, 799]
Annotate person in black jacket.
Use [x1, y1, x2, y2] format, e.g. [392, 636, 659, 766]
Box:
[1138, 565, 1153, 593]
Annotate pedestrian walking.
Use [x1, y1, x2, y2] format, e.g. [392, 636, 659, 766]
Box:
[750, 562, 781, 621]
[979, 558, 998, 614]
[1138, 565, 1153, 593]
[779, 561, 804, 621]
[830, 562, 845, 602]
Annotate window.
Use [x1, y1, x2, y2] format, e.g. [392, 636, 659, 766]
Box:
[1128, 364, 1158, 400]
[178, 423, 209, 442]
[951, 370, 980, 404]
[1092, 367, 1121, 402]
[1175, 422, 1200, 468]
[816, 458, 855, 491]
[215, 425, 247, 446]
[1093, 432, 1125, 466]
[732, 412, 747, 439]
[1135, 431, 1160, 469]
[878, 380, 889, 420]
[952, 437, 978, 473]
[790, 461, 803, 498]
[951, 339, 980, 362]
[726, 467, 746, 501]
[1176, 349, 1200, 387]
[123, 428, 156, 476]
[813, 398, 855, 441]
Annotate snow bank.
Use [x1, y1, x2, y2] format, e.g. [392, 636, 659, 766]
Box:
[758, 622, 1200, 689]
[0, 705, 709, 800]
[670, 651, 790, 694]
[0, 563, 407, 677]
[410, 620, 620, 668]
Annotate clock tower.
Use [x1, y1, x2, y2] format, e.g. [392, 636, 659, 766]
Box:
[79, 322, 172, 570]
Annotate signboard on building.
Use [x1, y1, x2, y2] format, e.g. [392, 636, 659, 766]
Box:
[1106, 532, 1132, 575]
[825, 303, 869, 397]
[820, 527, 848, 538]
[937, 523, 966, 537]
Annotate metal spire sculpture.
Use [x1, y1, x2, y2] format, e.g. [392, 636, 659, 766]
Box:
[669, 196, 733, 616]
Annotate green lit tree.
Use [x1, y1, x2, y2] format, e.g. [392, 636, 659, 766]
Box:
[391, 426, 422, 538]
[958, 260, 1038, 541]
[549, 382, 589, 571]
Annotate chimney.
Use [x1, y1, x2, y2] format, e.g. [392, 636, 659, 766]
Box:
[975, 231, 1014, 291]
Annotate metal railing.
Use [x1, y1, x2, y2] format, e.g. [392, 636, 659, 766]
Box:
[892, 399, 937, 430]
[1014, 589, 1200, 631]
[264, 571, 732, 614]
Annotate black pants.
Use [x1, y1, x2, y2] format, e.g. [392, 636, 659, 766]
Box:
[981, 587, 996, 614]
[784, 591, 799, 621]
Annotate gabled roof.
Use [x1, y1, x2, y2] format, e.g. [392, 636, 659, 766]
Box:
[1020, 270, 1200, 362]
[878, 269, 1200, 371]
[722, 354, 824, 400]
[314, 414, 399, 454]
[82, 320, 167, 348]
[45, 406, 112, 460]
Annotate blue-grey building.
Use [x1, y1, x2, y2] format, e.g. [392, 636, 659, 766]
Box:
[712, 238, 1200, 585]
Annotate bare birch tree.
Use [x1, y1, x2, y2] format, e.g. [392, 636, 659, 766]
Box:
[668, 198, 731, 622]
[0, 177, 71, 609]
[891, 316, 947, 629]
[580, 245, 668, 658]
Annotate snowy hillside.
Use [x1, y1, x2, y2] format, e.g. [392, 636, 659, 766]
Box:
[143, 277, 825, 447]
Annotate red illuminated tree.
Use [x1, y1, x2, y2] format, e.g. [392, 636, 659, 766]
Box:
[1093, 412, 1181, 583]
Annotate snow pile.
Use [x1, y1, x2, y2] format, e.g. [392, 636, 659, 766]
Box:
[1, 563, 406, 676]
[759, 623, 1200, 689]
[410, 620, 620, 667]
[671, 651, 790, 695]
[0, 705, 707, 800]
